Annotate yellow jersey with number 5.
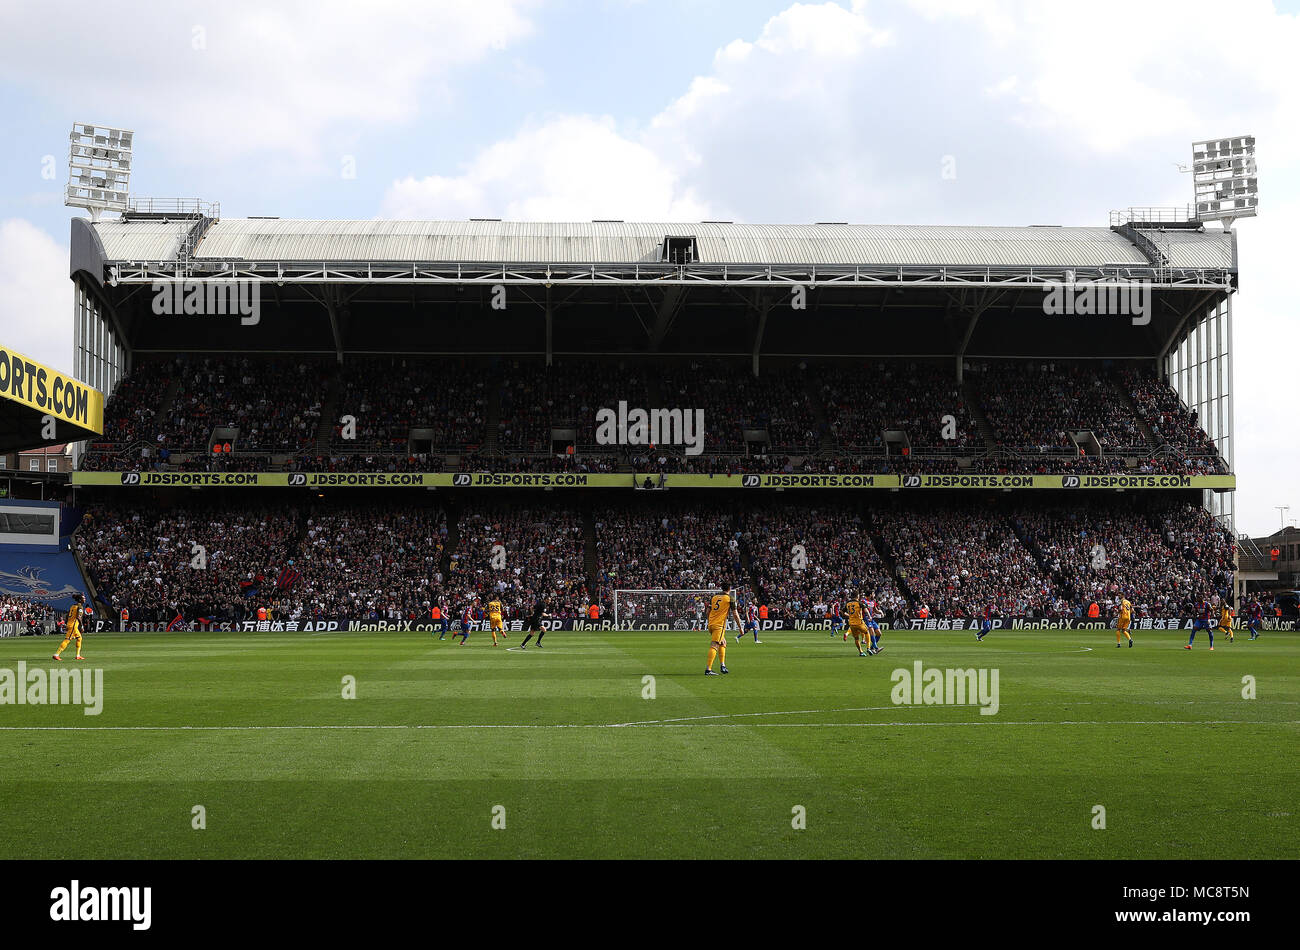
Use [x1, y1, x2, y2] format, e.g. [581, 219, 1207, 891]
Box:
[707, 594, 731, 632]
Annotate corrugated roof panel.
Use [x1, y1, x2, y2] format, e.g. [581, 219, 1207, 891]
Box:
[92, 219, 190, 260]
[92, 218, 1235, 270]
[1151, 228, 1235, 269]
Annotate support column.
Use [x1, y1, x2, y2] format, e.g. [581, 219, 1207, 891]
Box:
[545, 286, 553, 367]
[751, 299, 771, 377]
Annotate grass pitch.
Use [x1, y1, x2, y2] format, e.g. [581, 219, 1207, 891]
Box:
[1, 628, 1296, 859]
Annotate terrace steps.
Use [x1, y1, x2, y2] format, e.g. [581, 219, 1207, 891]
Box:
[1109, 376, 1162, 447]
[864, 514, 917, 611]
[312, 375, 342, 456]
[960, 376, 997, 451]
[802, 372, 832, 450]
[442, 503, 462, 579]
[482, 372, 502, 454]
[582, 509, 599, 592]
[149, 374, 184, 444]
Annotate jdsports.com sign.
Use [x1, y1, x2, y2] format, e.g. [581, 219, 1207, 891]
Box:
[71, 471, 1237, 491]
[0, 346, 104, 432]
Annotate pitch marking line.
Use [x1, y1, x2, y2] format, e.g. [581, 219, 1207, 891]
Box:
[754, 641, 1097, 657]
[1, 719, 1294, 732]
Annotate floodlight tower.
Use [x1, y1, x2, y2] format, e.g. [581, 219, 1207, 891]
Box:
[64, 123, 133, 220]
[1187, 135, 1258, 230]
[1162, 136, 1259, 534]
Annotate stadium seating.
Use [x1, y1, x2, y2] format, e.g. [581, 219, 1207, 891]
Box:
[818, 361, 977, 452]
[82, 357, 1227, 476]
[333, 357, 487, 454]
[293, 505, 449, 619]
[72, 355, 1235, 626]
[72, 495, 1232, 623]
[162, 356, 329, 453]
[973, 361, 1148, 455]
[1119, 367, 1226, 470]
[742, 504, 906, 617]
[877, 504, 1066, 618]
[73, 502, 301, 623]
[0, 594, 59, 629]
[593, 500, 744, 609]
[448, 503, 588, 609]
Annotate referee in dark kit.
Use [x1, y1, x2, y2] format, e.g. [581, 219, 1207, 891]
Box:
[519, 589, 551, 650]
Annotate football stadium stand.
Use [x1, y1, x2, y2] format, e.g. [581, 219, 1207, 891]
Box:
[62, 216, 1242, 627]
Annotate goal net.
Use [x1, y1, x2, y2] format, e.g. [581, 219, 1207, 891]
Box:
[613, 589, 724, 630]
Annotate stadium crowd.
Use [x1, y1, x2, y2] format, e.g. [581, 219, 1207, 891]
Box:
[496, 359, 647, 454]
[658, 360, 819, 453]
[447, 504, 588, 610]
[292, 506, 448, 619]
[73, 503, 301, 623]
[160, 357, 328, 453]
[0, 594, 59, 632]
[975, 362, 1148, 454]
[71, 494, 1236, 625]
[80, 358, 1232, 478]
[878, 505, 1067, 618]
[1015, 499, 1234, 617]
[820, 361, 977, 451]
[97, 359, 176, 444]
[1121, 368, 1226, 468]
[741, 505, 906, 618]
[593, 501, 744, 611]
[333, 357, 487, 453]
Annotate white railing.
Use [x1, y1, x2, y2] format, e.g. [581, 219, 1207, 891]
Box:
[127, 197, 220, 218]
[1109, 206, 1197, 227]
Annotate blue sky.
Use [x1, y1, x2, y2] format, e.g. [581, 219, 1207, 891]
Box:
[0, 0, 1296, 533]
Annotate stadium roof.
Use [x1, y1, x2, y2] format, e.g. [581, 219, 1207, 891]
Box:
[70, 216, 1238, 364]
[88, 218, 1236, 271]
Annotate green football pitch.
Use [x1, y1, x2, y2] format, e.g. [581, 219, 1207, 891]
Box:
[0, 628, 1295, 859]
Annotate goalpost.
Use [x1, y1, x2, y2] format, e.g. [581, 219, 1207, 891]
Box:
[613, 589, 725, 630]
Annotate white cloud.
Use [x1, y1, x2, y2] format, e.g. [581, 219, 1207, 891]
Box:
[377, 0, 1298, 533]
[0, 219, 70, 370]
[0, 0, 537, 159]
[383, 115, 711, 221]
[750, 1, 893, 57]
[4, 0, 1293, 532]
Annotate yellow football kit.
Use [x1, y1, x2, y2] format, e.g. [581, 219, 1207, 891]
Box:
[1116, 599, 1132, 643]
[54, 604, 83, 659]
[707, 594, 732, 638]
[1217, 606, 1233, 639]
[705, 593, 732, 673]
[487, 600, 505, 644]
